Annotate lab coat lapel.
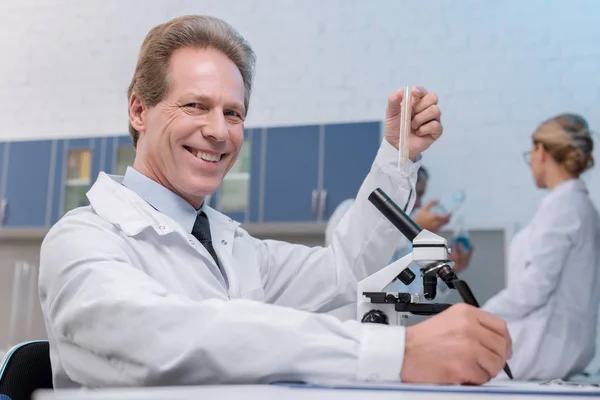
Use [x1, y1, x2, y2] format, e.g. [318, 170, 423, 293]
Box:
[203, 206, 240, 296]
[203, 206, 238, 257]
[88, 173, 233, 291]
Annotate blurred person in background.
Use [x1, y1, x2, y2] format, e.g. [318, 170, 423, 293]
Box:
[483, 113, 600, 381]
[326, 165, 474, 293]
[387, 166, 474, 298]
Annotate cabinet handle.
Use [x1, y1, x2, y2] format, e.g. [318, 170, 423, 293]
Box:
[312, 190, 319, 219]
[319, 189, 327, 220]
[0, 198, 6, 224]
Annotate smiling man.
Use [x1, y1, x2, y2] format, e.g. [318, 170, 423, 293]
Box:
[39, 15, 511, 389]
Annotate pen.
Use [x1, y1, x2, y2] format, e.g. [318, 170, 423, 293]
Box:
[453, 280, 514, 380]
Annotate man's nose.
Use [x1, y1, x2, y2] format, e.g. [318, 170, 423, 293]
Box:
[203, 110, 229, 141]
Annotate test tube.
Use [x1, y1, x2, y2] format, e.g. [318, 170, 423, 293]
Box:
[398, 86, 411, 168]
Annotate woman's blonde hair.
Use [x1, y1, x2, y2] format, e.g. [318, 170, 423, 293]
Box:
[532, 113, 594, 178]
[127, 15, 256, 148]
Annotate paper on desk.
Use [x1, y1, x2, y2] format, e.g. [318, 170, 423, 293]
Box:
[275, 378, 600, 396]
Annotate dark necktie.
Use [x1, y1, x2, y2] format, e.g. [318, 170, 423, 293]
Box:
[192, 212, 226, 282]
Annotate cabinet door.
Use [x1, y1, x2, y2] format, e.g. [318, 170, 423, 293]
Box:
[322, 121, 381, 219]
[0, 143, 7, 223]
[109, 135, 136, 175]
[49, 137, 108, 221]
[262, 125, 320, 222]
[4, 140, 55, 227]
[49, 140, 66, 225]
[248, 128, 264, 222]
[61, 138, 101, 215]
[211, 132, 253, 223]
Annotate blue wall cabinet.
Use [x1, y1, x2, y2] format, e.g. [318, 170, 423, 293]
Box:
[49, 137, 108, 224]
[321, 121, 381, 219]
[210, 129, 256, 223]
[256, 121, 381, 223]
[210, 182, 246, 223]
[107, 135, 135, 176]
[0, 143, 6, 224]
[261, 125, 321, 222]
[248, 128, 264, 223]
[0, 120, 382, 228]
[3, 140, 55, 227]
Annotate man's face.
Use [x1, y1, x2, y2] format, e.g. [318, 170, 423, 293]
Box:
[415, 177, 427, 208]
[131, 47, 246, 208]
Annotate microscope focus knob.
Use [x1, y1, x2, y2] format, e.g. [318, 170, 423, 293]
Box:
[361, 310, 389, 324]
[397, 293, 412, 303]
[397, 268, 416, 285]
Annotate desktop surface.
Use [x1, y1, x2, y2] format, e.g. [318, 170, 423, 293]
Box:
[32, 381, 600, 400]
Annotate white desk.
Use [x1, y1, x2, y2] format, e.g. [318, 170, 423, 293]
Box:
[32, 383, 599, 400]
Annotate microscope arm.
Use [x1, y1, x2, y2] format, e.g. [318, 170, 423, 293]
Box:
[356, 253, 414, 294]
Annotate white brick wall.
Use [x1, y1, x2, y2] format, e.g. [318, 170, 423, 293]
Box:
[0, 0, 599, 228]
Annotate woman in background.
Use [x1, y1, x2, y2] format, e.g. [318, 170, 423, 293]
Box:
[483, 113, 600, 381]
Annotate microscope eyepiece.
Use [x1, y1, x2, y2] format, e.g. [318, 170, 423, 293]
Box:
[368, 188, 422, 241]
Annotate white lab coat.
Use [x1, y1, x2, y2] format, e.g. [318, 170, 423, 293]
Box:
[483, 179, 600, 381]
[38, 140, 421, 388]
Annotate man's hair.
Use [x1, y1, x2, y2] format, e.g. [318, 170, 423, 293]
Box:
[127, 15, 256, 147]
[417, 166, 429, 182]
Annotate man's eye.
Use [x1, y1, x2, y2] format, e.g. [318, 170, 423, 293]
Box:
[225, 110, 242, 118]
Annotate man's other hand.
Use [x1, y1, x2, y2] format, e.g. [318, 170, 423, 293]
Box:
[384, 86, 442, 160]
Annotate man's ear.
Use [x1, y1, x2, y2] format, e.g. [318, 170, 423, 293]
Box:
[129, 93, 147, 133]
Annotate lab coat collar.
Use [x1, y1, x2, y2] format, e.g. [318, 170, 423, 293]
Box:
[86, 172, 240, 238]
[541, 178, 587, 206]
[121, 166, 199, 233]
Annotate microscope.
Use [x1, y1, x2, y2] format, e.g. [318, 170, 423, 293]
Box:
[356, 188, 515, 379]
[357, 188, 474, 326]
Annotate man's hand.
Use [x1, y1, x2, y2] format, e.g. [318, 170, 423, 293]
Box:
[401, 304, 512, 385]
[449, 242, 474, 273]
[384, 86, 442, 160]
[413, 201, 450, 232]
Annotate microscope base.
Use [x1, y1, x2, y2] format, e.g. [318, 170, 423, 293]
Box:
[359, 291, 452, 324]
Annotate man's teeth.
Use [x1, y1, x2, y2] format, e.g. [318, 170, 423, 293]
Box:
[196, 151, 221, 162]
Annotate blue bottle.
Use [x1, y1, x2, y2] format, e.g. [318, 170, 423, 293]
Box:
[452, 215, 471, 252]
[432, 190, 466, 215]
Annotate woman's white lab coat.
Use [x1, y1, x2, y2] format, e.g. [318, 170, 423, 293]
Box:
[38, 140, 420, 388]
[483, 179, 600, 380]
